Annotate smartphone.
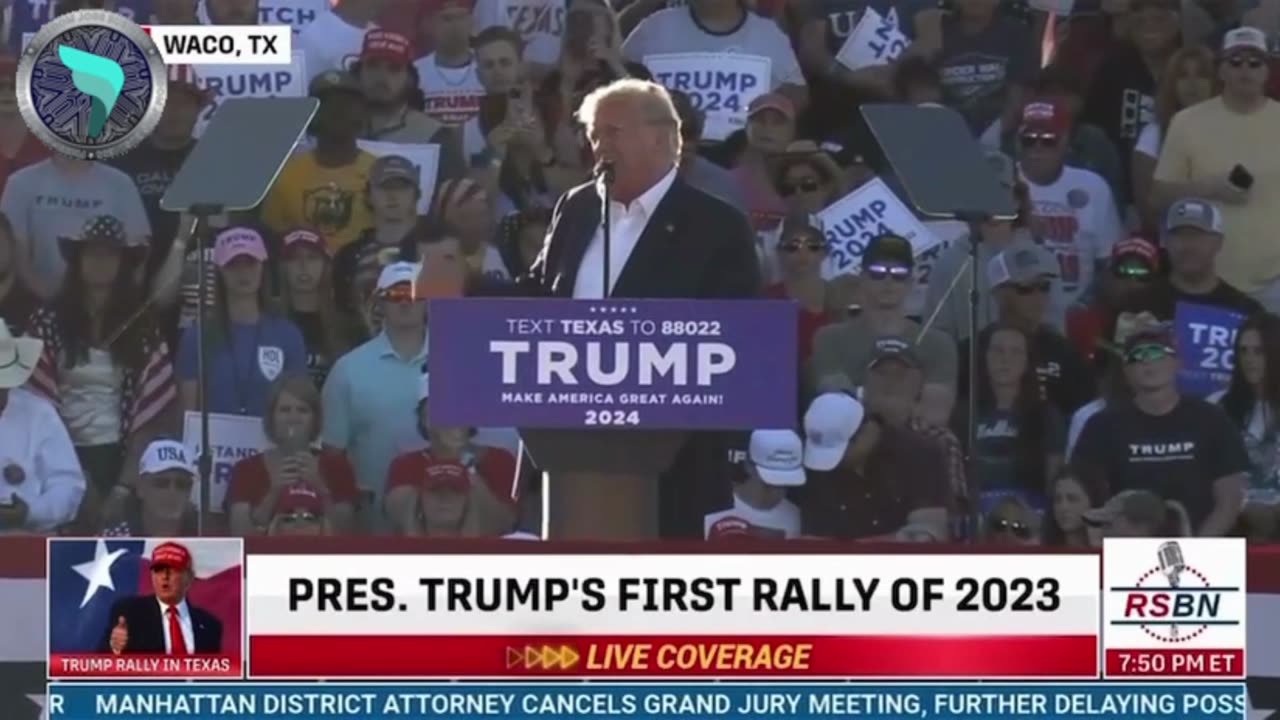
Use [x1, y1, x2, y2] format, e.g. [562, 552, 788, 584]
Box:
[1230, 164, 1254, 190]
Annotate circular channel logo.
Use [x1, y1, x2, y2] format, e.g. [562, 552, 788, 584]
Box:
[16, 10, 167, 159]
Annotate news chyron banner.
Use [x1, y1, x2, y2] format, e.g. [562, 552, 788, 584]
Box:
[46, 538, 245, 679]
[1103, 538, 1248, 680]
[244, 554, 1100, 678]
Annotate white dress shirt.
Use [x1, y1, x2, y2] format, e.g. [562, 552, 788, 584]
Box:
[573, 166, 678, 299]
[156, 597, 196, 654]
[0, 388, 86, 533]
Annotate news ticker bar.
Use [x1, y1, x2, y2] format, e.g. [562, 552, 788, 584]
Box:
[45, 683, 1248, 720]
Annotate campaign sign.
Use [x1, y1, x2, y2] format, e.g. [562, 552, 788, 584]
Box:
[182, 412, 270, 512]
[1174, 301, 1244, 398]
[47, 537, 244, 679]
[818, 178, 940, 278]
[199, 0, 328, 34]
[10, 0, 149, 47]
[644, 53, 772, 141]
[501, 0, 567, 66]
[356, 140, 442, 213]
[426, 298, 797, 429]
[836, 7, 908, 71]
[194, 51, 308, 136]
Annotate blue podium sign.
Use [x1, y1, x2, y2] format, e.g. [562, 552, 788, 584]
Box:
[426, 299, 797, 429]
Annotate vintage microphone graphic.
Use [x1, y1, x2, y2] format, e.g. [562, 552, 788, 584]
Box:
[1157, 541, 1185, 638]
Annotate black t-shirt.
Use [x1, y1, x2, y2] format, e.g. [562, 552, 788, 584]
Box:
[936, 15, 1038, 136]
[1148, 279, 1264, 320]
[962, 405, 1065, 502]
[290, 310, 333, 389]
[109, 140, 194, 280]
[1073, 397, 1250, 527]
[1081, 42, 1155, 161]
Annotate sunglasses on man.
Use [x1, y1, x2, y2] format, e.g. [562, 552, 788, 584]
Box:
[779, 237, 825, 253]
[277, 511, 321, 525]
[1226, 55, 1266, 69]
[988, 517, 1032, 540]
[780, 179, 822, 197]
[865, 264, 912, 281]
[1113, 260, 1153, 280]
[1011, 280, 1051, 295]
[380, 283, 419, 304]
[1020, 133, 1059, 149]
[1124, 343, 1175, 364]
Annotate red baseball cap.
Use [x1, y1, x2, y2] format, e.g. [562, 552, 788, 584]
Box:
[1020, 98, 1070, 136]
[274, 483, 325, 516]
[423, 458, 470, 492]
[150, 542, 192, 572]
[1112, 236, 1160, 269]
[707, 516, 752, 539]
[362, 30, 413, 65]
[282, 228, 328, 255]
[747, 93, 795, 121]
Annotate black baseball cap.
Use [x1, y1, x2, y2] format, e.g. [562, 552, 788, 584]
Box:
[867, 336, 921, 370]
[861, 234, 914, 270]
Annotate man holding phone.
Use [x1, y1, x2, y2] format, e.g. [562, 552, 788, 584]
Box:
[1154, 27, 1280, 310]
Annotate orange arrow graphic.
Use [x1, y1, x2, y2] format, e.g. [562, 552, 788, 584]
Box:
[505, 647, 523, 669]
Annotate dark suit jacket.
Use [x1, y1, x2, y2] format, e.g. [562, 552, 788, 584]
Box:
[478, 175, 762, 299]
[98, 595, 223, 654]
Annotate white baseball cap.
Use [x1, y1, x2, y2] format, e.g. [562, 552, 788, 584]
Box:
[748, 429, 806, 486]
[803, 392, 865, 471]
[139, 440, 195, 476]
[1223, 26, 1268, 54]
[376, 261, 422, 293]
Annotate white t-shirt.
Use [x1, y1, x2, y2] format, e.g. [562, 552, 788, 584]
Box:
[0, 160, 151, 294]
[622, 7, 806, 91]
[1020, 164, 1125, 307]
[60, 348, 124, 447]
[414, 54, 486, 127]
[473, 0, 566, 67]
[703, 494, 801, 539]
[0, 388, 85, 532]
[1134, 122, 1162, 159]
[296, 10, 376, 82]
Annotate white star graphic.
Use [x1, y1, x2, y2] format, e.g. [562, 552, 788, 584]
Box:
[71, 539, 127, 609]
[1249, 694, 1275, 720]
[27, 694, 46, 720]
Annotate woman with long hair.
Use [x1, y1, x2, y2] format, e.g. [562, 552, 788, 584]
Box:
[1041, 470, 1106, 546]
[1131, 45, 1216, 219]
[176, 227, 307, 417]
[277, 228, 351, 388]
[1213, 312, 1280, 540]
[226, 375, 359, 535]
[957, 323, 1065, 514]
[26, 215, 176, 522]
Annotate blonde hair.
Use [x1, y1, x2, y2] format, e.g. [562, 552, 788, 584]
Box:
[575, 78, 681, 160]
[1155, 46, 1218, 137]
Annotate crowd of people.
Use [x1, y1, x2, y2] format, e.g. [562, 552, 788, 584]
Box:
[0, 0, 1278, 545]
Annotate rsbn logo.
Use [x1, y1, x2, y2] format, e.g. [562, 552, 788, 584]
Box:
[1111, 541, 1239, 643]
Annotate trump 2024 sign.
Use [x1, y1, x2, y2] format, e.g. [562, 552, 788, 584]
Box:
[426, 299, 797, 429]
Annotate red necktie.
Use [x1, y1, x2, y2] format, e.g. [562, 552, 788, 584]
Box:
[167, 606, 188, 655]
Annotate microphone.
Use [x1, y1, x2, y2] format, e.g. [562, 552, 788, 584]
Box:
[1158, 541, 1185, 588]
[596, 161, 615, 184]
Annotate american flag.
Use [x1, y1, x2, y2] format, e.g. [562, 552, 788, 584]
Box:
[25, 308, 176, 436]
[46, 539, 243, 658]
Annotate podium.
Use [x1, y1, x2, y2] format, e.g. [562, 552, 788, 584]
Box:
[425, 297, 798, 540]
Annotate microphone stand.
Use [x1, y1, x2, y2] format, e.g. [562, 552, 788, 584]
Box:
[953, 210, 989, 541]
[187, 203, 222, 536]
[600, 164, 615, 297]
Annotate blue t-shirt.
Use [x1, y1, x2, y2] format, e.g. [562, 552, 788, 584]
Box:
[176, 315, 308, 416]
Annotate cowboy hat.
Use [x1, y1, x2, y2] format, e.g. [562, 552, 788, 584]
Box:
[57, 215, 147, 264]
[0, 319, 42, 389]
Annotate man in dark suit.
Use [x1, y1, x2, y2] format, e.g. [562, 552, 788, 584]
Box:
[459, 78, 761, 539]
[99, 540, 223, 655]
